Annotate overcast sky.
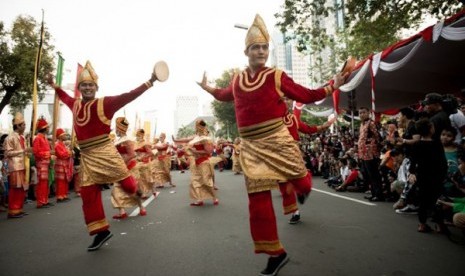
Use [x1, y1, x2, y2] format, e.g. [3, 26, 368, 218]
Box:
[0, 0, 283, 137]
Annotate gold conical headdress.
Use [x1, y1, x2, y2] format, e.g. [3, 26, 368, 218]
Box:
[78, 60, 98, 85]
[245, 14, 270, 49]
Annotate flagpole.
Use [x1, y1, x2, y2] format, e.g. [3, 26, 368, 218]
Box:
[30, 9, 45, 143]
[26, 9, 45, 185]
[51, 53, 64, 149]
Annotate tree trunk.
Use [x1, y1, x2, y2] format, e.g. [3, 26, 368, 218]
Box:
[0, 88, 15, 115]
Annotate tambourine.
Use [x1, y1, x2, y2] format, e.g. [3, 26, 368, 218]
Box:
[153, 61, 169, 82]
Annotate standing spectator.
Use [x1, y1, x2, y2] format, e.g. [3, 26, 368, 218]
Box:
[396, 107, 420, 157]
[358, 107, 384, 202]
[408, 118, 448, 232]
[422, 93, 451, 142]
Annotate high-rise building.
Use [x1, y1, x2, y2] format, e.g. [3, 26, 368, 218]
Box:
[271, 31, 311, 88]
[174, 96, 199, 135]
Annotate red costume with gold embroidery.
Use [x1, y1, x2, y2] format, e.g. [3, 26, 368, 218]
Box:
[211, 67, 329, 256]
[213, 67, 328, 132]
[54, 83, 153, 235]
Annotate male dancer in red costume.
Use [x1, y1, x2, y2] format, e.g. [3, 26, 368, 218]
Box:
[198, 14, 346, 276]
[33, 118, 53, 208]
[47, 61, 158, 251]
[54, 128, 72, 203]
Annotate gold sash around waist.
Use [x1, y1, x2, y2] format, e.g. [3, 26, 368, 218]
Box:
[79, 140, 130, 186]
[240, 126, 307, 193]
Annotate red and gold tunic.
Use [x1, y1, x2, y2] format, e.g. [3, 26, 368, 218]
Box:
[212, 67, 329, 138]
[212, 67, 329, 193]
[54, 83, 152, 186]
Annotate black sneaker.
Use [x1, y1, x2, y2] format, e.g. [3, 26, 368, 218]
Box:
[260, 253, 289, 276]
[87, 230, 113, 252]
[7, 213, 24, 219]
[289, 213, 301, 224]
[297, 193, 309, 205]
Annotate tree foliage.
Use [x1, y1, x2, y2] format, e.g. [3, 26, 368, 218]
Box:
[211, 69, 239, 140]
[275, 0, 462, 83]
[176, 125, 195, 138]
[0, 15, 55, 115]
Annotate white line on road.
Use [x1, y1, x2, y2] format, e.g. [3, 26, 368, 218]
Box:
[312, 188, 376, 206]
[129, 192, 160, 217]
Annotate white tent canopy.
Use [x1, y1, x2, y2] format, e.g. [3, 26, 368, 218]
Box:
[316, 10, 465, 113]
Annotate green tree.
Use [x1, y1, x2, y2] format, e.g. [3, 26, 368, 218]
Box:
[211, 69, 239, 140]
[175, 125, 195, 138]
[275, 0, 462, 83]
[0, 15, 55, 115]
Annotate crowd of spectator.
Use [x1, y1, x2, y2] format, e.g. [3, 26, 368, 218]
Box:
[300, 92, 465, 236]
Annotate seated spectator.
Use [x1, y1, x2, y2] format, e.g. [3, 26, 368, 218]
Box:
[434, 154, 465, 234]
[335, 159, 364, 192]
[326, 157, 349, 187]
[440, 126, 462, 198]
[389, 148, 414, 210]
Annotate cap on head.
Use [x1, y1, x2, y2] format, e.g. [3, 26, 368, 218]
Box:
[36, 117, 49, 130]
[245, 14, 270, 50]
[12, 112, 25, 125]
[78, 61, 98, 85]
[422, 93, 442, 105]
[56, 128, 66, 139]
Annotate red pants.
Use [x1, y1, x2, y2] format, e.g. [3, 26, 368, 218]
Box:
[8, 187, 26, 215]
[279, 182, 298, 215]
[35, 179, 49, 206]
[81, 175, 137, 235]
[289, 171, 312, 195]
[279, 171, 313, 214]
[248, 191, 285, 256]
[56, 178, 69, 200]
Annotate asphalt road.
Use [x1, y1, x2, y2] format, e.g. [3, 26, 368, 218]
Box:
[1, 170, 464, 276]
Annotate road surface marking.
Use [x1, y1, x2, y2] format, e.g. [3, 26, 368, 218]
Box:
[312, 188, 376, 206]
[129, 192, 160, 217]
